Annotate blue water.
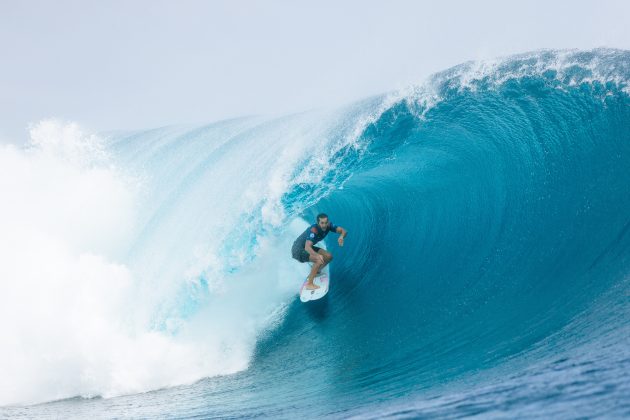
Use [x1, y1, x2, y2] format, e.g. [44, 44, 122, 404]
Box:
[2, 49, 630, 418]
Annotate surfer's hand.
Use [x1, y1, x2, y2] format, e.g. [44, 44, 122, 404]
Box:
[317, 254, 325, 264]
[338, 236, 344, 247]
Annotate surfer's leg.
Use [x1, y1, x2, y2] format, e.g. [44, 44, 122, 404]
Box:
[317, 249, 333, 268]
[306, 254, 323, 289]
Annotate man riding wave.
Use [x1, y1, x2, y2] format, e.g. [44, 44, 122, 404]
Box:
[291, 213, 347, 290]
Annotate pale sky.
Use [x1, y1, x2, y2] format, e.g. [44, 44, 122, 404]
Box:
[1, 0, 629, 144]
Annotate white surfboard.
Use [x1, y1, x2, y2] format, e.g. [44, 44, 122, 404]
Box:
[299, 265, 330, 302]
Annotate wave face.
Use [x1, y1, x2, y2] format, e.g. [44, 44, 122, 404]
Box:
[2, 49, 630, 418]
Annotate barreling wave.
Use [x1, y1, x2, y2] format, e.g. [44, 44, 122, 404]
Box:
[1, 48, 629, 418]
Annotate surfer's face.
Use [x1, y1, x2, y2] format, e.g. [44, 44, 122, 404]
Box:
[317, 218, 329, 230]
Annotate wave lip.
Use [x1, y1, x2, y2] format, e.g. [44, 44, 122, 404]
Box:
[401, 48, 630, 118]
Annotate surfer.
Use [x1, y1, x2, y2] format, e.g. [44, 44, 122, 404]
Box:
[292, 213, 347, 290]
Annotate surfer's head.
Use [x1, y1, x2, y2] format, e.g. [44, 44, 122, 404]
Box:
[316, 213, 329, 230]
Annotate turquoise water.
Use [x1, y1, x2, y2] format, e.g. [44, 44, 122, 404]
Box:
[2, 49, 629, 418]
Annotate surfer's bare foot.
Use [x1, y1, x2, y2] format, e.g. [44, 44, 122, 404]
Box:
[305, 283, 320, 290]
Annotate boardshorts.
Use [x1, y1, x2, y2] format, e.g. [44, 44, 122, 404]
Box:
[291, 243, 322, 263]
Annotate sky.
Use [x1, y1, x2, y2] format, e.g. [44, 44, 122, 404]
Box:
[1, 0, 629, 144]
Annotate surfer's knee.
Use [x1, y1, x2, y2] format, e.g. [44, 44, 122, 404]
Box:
[319, 250, 333, 262]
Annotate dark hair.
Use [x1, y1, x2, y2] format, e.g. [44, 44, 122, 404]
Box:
[316, 213, 328, 222]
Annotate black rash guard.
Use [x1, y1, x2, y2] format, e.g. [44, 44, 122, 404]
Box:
[292, 222, 338, 250]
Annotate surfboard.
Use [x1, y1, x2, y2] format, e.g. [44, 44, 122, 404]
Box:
[299, 264, 329, 302]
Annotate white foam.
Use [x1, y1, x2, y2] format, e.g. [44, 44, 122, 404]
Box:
[0, 121, 291, 405]
[0, 115, 354, 406]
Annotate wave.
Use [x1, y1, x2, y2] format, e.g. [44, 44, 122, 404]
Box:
[1, 49, 629, 418]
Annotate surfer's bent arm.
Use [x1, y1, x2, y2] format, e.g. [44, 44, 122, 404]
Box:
[335, 226, 347, 247]
[305, 240, 318, 256]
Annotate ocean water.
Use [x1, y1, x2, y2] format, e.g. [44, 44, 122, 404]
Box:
[1, 48, 629, 419]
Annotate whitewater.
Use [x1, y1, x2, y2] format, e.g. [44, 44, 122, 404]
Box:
[1, 49, 629, 418]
